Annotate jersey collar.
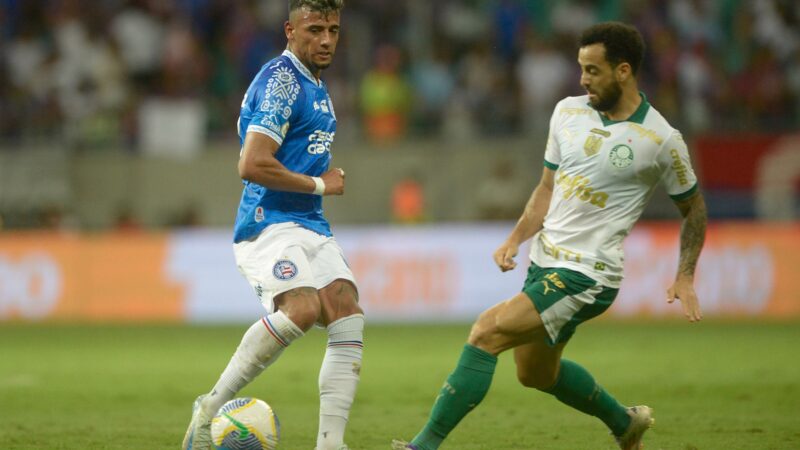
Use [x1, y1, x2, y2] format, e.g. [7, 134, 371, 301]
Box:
[283, 49, 320, 86]
[592, 91, 650, 127]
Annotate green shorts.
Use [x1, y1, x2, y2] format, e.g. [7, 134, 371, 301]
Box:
[522, 263, 618, 346]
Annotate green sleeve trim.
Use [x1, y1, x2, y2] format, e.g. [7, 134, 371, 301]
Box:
[543, 160, 559, 170]
[670, 183, 698, 201]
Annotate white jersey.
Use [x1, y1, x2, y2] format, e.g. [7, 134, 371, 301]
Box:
[530, 94, 698, 287]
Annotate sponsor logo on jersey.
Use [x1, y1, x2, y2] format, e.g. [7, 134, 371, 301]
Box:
[609, 144, 634, 168]
[544, 272, 566, 288]
[539, 233, 582, 263]
[556, 172, 609, 208]
[313, 100, 331, 114]
[542, 272, 566, 295]
[273, 260, 298, 280]
[254, 206, 265, 223]
[307, 130, 335, 155]
[560, 107, 593, 116]
[627, 123, 663, 145]
[670, 148, 689, 185]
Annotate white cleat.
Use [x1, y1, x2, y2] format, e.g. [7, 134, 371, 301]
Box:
[182, 394, 213, 450]
[314, 446, 349, 450]
[391, 439, 418, 450]
[615, 405, 654, 450]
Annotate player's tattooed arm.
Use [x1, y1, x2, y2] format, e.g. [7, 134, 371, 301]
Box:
[675, 192, 707, 278]
[667, 191, 706, 322]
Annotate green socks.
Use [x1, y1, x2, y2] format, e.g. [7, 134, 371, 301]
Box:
[544, 359, 631, 436]
[411, 344, 497, 450]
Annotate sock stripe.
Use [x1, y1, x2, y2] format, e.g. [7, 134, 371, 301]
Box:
[261, 316, 288, 347]
[328, 340, 363, 349]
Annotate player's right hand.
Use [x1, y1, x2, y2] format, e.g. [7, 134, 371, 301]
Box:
[493, 241, 519, 272]
[320, 167, 345, 195]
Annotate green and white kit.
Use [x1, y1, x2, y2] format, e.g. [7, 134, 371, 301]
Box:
[531, 93, 698, 288]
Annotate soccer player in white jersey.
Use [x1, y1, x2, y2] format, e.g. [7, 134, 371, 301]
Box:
[182, 2, 363, 450]
[393, 22, 707, 450]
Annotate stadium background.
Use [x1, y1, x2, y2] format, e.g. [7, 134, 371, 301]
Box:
[0, 1, 799, 449]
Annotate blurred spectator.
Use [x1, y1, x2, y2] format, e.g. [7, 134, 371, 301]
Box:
[492, 0, 529, 60]
[0, 0, 798, 145]
[409, 43, 455, 136]
[359, 44, 410, 144]
[551, 0, 598, 38]
[113, 204, 142, 232]
[110, 0, 164, 91]
[391, 172, 426, 224]
[161, 15, 209, 97]
[516, 34, 572, 134]
[166, 204, 203, 228]
[677, 42, 714, 131]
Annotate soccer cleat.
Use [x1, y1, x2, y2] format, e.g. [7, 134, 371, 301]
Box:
[314, 446, 350, 450]
[182, 394, 213, 450]
[391, 439, 418, 450]
[615, 405, 654, 450]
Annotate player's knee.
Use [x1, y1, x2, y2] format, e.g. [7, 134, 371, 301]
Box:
[321, 280, 362, 323]
[280, 287, 321, 331]
[467, 311, 501, 354]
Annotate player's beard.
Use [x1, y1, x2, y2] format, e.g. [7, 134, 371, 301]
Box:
[588, 80, 622, 112]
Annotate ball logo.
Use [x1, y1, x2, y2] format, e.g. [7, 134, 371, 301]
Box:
[272, 260, 298, 280]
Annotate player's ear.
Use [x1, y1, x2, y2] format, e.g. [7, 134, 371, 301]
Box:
[285, 21, 294, 40]
[616, 62, 632, 83]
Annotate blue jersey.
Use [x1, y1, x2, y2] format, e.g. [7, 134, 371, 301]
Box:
[233, 50, 336, 243]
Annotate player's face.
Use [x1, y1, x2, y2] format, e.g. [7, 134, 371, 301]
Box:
[578, 43, 623, 112]
[286, 7, 340, 75]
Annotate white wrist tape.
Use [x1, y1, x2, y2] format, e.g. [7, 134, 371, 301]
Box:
[312, 177, 326, 195]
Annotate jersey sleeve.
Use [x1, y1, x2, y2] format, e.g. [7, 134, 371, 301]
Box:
[657, 130, 699, 201]
[247, 62, 303, 146]
[543, 100, 563, 170]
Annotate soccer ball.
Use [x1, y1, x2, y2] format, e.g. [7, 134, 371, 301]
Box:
[211, 397, 280, 450]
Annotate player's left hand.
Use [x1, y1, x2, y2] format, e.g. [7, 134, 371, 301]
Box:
[320, 167, 345, 195]
[493, 240, 519, 272]
[667, 276, 702, 322]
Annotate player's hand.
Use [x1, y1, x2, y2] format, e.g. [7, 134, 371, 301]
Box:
[667, 276, 702, 322]
[320, 167, 345, 195]
[493, 241, 519, 272]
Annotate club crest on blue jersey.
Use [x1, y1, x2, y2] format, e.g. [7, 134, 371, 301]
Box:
[273, 260, 298, 280]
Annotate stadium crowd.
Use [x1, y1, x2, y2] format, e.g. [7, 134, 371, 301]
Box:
[1, 0, 798, 150]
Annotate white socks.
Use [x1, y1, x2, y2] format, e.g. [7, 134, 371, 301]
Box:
[196, 310, 364, 450]
[316, 314, 365, 450]
[202, 310, 304, 416]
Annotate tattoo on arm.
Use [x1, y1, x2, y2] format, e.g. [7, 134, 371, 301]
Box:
[678, 195, 707, 277]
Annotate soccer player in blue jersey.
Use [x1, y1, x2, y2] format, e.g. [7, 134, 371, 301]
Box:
[182, 2, 362, 450]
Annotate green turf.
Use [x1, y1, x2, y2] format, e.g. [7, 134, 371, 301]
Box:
[0, 320, 798, 449]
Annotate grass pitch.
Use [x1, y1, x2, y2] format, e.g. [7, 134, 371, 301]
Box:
[1, 320, 798, 450]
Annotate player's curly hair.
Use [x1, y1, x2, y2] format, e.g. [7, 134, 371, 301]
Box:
[579, 22, 645, 75]
[289, 0, 344, 16]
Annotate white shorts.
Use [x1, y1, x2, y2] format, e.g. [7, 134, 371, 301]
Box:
[233, 222, 357, 313]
